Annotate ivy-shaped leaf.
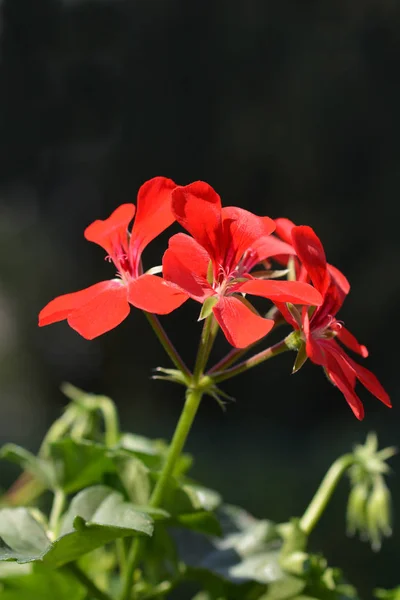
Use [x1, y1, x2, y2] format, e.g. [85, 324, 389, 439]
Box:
[49, 439, 115, 493]
[0, 486, 153, 567]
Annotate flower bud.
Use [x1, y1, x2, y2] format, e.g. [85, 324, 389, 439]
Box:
[366, 476, 392, 551]
[346, 434, 395, 550]
[346, 482, 369, 538]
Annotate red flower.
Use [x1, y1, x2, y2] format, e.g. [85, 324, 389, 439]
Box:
[272, 217, 350, 297]
[39, 177, 187, 339]
[161, 181, 323, 348]
[285, 225, 391, 420]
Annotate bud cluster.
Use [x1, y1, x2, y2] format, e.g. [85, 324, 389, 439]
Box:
[347, 433, 396, 550]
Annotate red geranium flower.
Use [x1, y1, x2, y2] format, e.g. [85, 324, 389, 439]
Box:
[39, 177, 187, 339]
[161, 181, 323, 348]
[284, 225, 391, 419]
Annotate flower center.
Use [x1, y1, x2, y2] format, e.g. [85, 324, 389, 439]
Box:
[213, 249, 258, 296]
[313, 315, 342, 340]
[106, 238, 137, 283]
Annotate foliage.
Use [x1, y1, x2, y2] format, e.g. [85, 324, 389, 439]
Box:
[0, 387, 369, 600]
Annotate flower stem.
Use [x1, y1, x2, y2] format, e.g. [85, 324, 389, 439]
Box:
[49, 489, 66, 538]
[67, 563, 112, 600]
[299, 453, 355, 536]
[194, 315, 218, 381]
[208, 346, 247, 374]
[120, 388, 203, 600]
[212, 338, 291, 384]
[98, 395, 120, 447]
[145, 312, 191, 379]
[120, 317, 215, 600]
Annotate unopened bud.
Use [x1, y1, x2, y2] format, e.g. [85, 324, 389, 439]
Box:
[366, 477, 392, 551]
[346, 482, 369, 538]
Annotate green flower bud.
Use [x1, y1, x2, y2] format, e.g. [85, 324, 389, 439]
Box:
[346, 482, 369, 538]
[366, 476, 392, 551]
[346, 434, 395, 550]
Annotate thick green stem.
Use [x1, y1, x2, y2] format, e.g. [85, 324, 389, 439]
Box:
[212, 338, 291, 383]
[67, 563, 112, 600]
[145, 313, 191, 379]
[120, 388, 204, 600]
[151, 387, 203, 507]
[299, 453, 355, 535]
[120, 316, 215, 600]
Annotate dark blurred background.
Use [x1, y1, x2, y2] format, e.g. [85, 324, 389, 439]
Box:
[0, 0, 399, 595]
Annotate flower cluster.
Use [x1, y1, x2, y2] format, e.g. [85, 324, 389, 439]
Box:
[39, 177, 391, 419]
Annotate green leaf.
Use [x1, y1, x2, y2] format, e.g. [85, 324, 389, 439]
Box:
[216, 505, 277, 558]
[224, 550, 283, 583]
[178, 511, 222, 537]
[259, 574, 306, 599]
[0, 487, 153, 567]
[0, 445, 55, 489]
[375, 588, 400, 600]
[142, 525, 179, 584]
[163, 480, 222, 518]
[198, 297, 219, 321]
[118, 433, 192, 475]
[182, 483, 222, 512]
[59, 485, 153, 540]
[49, 439, 115, 493]
[114, 453, 151, 505]
[0, 563, 86, 600]
[0, 508, 50, 562]
[292, 342, 308, 374]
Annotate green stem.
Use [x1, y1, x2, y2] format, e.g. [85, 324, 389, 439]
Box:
[208, 318, 285, 375]
[98, 396, 120, 447]
[299, 453, 355, 535]
[212, 338, 291, 384]
[194, 316, 217, 381]
[39, 407, 78, 458]
[67, 563, 112, 600]
[151, 387, 203, 507]
[145, 313, 191, 380]
[120, 316, 215, 600]
[208, 347, 247, 375]
[120, 388, 203, 600]
[49, 489, 66, 538]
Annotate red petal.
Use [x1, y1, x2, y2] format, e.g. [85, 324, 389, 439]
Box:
[309, 339, 364, 419]
[67, 281, 130, 339]
[291, 226, 330, 296]
[274, 301, 300, 329]
[274, 218, 295, 243]
[325, 360, 365, 420]
[346, 356, 391, 408]
[84, 204, 135, 254]
[162, 246, 213, 302]
[237, 279, 323, 306]
[337, 325, 368, 358]
[213, 296, 274, 348]
[221, 207, 275, 267]
[253, 235, 297, 262]
[128, 274, 189, 314]
[130, 176, 177, 261]
[39, 280, 124, 327]
[304, 314, 326, 365]
[311, 281, 345, 328]
[328, 263, 350, 296]
[322, 339, 357, 388]
[167, 233, 210, 279]
[172, 181, 223, 261]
